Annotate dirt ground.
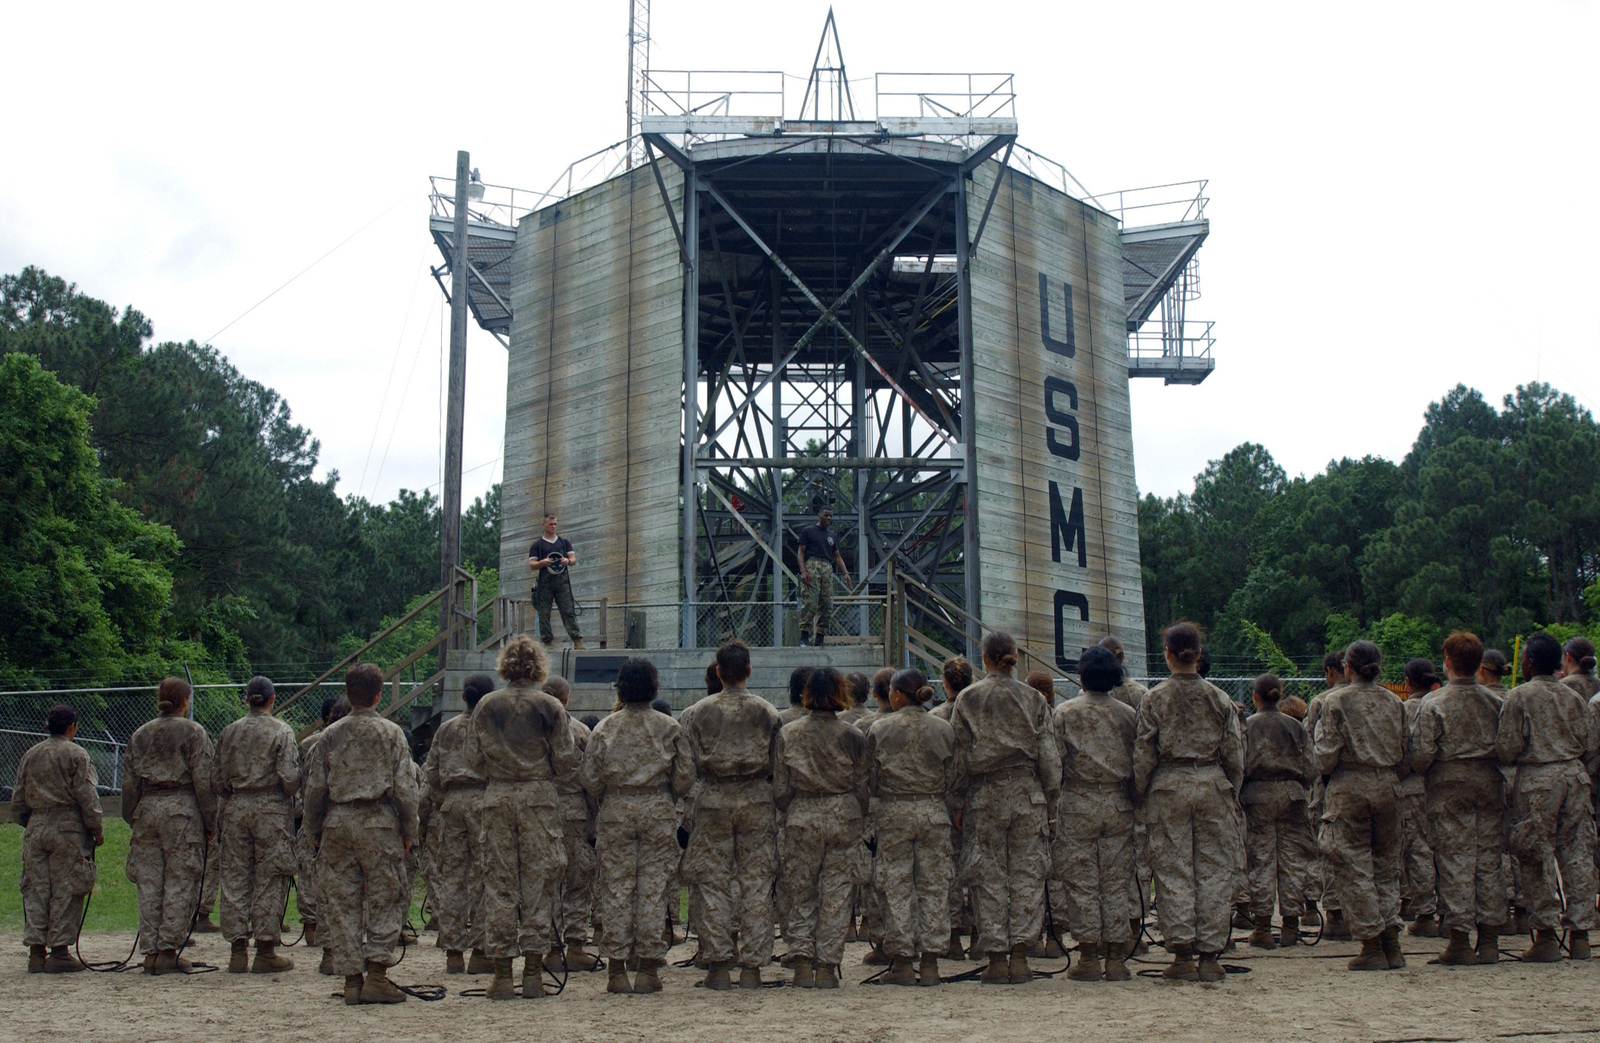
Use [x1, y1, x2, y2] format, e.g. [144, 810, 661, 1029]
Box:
[2, 929, 1599, 1043]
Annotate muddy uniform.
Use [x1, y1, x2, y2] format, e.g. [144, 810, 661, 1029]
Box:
[11, 736, 104, 949]
[465, 680, 577, 960]
[1409, 679, 1505, 933]
[303, 707, 419, 977]
[579, 705, 694, 964]
[866, 704, 956, 958]
[1051, 691, 1137, 947]
[1241, 708, 1315, 921]
[931, 699, 971, 943]
[775, 711, 870, 969]
[1312, 680, 1405, 941]
[123, 714, 218, 955]
[423, 708, 486, 955]
[1133, 674, 1244, 956]
[214, 709, 300, 945]
[1396, 698, 1437, 921]
[950, 672, 1062, 956]
[401, 759, 429, 928]
[295, 733, 321, 932]
[553, 716, 595, 951]
[1496, 676, 1599, 932]
[1304, 692, 1342, 916]
[679, 684, 781, 969]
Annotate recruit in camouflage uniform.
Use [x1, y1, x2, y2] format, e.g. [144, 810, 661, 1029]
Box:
[931, 691, 972, 959]
[1312, 660, 1406, 969]
[1303, 686, 1347, 935]
[401, 758, 429, 936]
[1409, 666, 1506, 963]
[866, 683, 957, 985]
[294, 731, 321, 943]
[123, 696, 218, 972]
[12, 726, 104, 971]
[1241, 696, 1315, 947]
[554, 715, 596, 965]
[213, 695, 300, 972]
[465, 652, 577, 998]
[948, 655, 1062, 984]
[422, 696, 488, 971]
[678, 662, 783, 988]
[1133, 671, 1245, 979]
[1397, 695, 1438, 932]
[303, 685, 421, 1003]
[1497, 668, 1599, 959]
[579, 694, 695, 993]
[1050, 667, 1138, 981]
[774, 699, 871, 988]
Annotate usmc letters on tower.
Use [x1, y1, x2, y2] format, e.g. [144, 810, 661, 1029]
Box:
[1039, 271, 1090, 670]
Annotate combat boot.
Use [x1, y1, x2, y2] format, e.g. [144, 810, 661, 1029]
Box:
[1197, 952, 1224, 983]
[1303, 900, 1322, 927]
[399, 925, 418, 945]
[980, 951, 1010, 985]
[1007, 943, 1032, 984]
[1068, 943, 1103, 981]
[863, 942, 890, 965]
[142, 953, 157, 973]
[946, 929, 967, 961]
[1279, 915, 1300, 947]
[1513, 907, 1531, 935]
[1523, 927, 1562, 963]
[1127, 920, 1149, 956]
[1162, 945, 1199, 981]
[1437, 928, 1475, 965]
[301, 919, 317, 947]
[318, 948, 335, 975]
[228, 938, 250, 973]
[704, 961, 732, 990]
[1326, 908, 1353, 940]
[572, 638, 586, 650]
[252, 941, 294, 973]
[1348, 936, 1389, 971]
[467, 948, 493, 974]
[28, 944, 46, 973]
[542, 949, 565, 975]
[1475, 924, 1500, 965]
[1249, 915, 1277, 949]
[192, 914, 220, 933]
[1381, 925, 1405, 969]
[607, 958, 631, 994]
[627, 959, 659, 991]
[883, 955, 918, 986]
[442, 950, 464, 974]
[791, 958, 815, 988]
[487, 958, 518, 1000]
[815, 963, 839, 989]
[566, 942, 595, 970]
[844, 919, 859, 943]
[523, 955, 546, 998]
[360, 960, 406, 1003]
[151, 950, 192, 975]
[1103, 945, 1131, 981]
[1408, 913, 1439, 938]
[739, 966, 763, 990]
[343, 973, 364, 1005]
[1038, 934, 1065, 958]
[1569, 930, 1591, 960]
[1232, 903, 1253, 930]
[43, 947, 84, 973]
[918, 954, 940, 986]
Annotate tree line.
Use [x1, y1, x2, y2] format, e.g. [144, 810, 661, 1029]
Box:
[0, 267, 499, 689]
[1139, 384, 1600, 676]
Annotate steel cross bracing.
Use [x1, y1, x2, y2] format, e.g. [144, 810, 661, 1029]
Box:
[647, 133, 1012, 655]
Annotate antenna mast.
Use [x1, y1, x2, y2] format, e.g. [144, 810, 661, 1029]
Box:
[626, 0, 651, 168]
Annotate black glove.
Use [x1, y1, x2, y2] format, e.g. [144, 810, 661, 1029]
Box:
[677, 825, 690, 850]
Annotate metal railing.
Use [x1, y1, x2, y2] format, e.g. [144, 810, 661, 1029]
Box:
[642, 69, 786, 119]
[1129, 319, 1215, 362]
[874, 73, 1015, 120]
[428, 140, 631, 228]
[1087, 179, 1209, 227]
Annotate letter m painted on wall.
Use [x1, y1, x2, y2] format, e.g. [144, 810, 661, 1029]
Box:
[1049, 481, 1086, 567]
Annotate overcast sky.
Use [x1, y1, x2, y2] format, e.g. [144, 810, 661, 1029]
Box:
[4, 1, 1596, 508]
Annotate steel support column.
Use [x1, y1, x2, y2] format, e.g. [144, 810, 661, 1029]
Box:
[955, 168, 981, 658]
[681, 166, 700, 646]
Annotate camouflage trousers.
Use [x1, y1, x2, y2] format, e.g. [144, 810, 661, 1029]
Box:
[294, 823, 318, 930]
[1320, 769, 1402, 941]
[594, 792, 679, 963]
[683, 783, 777, 969]
[432, 788, 486, 953]
[1425, 760, 1506, 932]
[961, 775, 1049, 954]
[1507, 761, 1597, 931]
[219, 794, 297, 944]
[1398, 785, 1437, 917]
[781, 794, 868, 966]
[317, 804, 408, 976]
[478, 781, 565, 958]
[1053, 783, 1134, 945]
[1145, 767, 1241, 955]
[1243, 785, 1316, 918]
[554, 803, 595, 947]
[198, 832, 221, 918]
[20, 811, 95, 949]
[872, 797, 953, 957]
[534, 571, 581, 643]
[798, 560, 835, 640]
[126, 793, 206, 953]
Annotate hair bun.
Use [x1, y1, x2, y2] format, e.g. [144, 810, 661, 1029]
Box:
[1585, 656, 1598, 671]
[917, 685, 934, 703]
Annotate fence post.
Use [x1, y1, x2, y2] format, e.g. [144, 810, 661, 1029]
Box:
[599, 597, 609, 649]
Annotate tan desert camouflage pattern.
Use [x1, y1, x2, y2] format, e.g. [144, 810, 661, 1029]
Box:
[123, 714, 217, 954]
[867, 704, 957, 957]
[1052, 691, 1138, 945]
[1241, 708, 1316, 918]
[554, 715, 595, 948]
[12, 736, 103, 948]
[214, 708, 300, 944]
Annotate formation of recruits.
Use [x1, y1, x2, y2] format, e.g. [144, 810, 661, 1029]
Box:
[11, 625, 1600, 1001]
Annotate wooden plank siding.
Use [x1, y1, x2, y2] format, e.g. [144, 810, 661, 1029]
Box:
[500, 166, 686, 643]
[966, 163, 1148, 670]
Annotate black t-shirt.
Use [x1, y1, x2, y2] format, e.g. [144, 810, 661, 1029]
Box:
[797, 524, 838, 565]
[531, 536, 573, 575]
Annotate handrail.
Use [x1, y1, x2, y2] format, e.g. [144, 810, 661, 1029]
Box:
[898, 573, 1059, 675]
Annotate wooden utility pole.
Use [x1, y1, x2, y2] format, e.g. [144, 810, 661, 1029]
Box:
[441, 149, 471, 664]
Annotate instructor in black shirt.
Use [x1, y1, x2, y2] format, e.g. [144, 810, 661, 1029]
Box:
[796, 507, 851, 646]
[529, 512, 584, 648]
